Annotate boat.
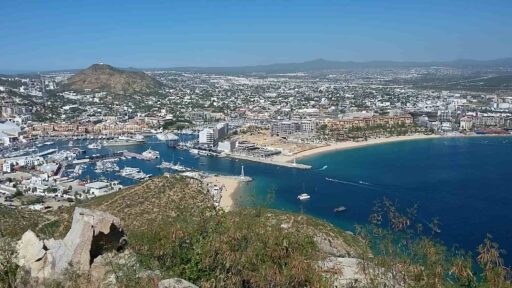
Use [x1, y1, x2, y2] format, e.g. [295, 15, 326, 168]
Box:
[297, 193, 311, 201]
[118, 135, 146, 143]
[169, 163, 190, 172]
[156, 132, 179, 141]
[103, 137, 144, 147]
[87, 142, 102, 149]
[156, 161, 173, 169]
[142, 148, 160, 160]
[118, 167, 150, 180]
[70, 148, 85, 155]
[95, 160, 120, 173]
[334, 206, 347, 212]
[68, 140, 74, 147]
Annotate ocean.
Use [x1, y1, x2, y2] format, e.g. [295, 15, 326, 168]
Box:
[51, 135, 512, 263]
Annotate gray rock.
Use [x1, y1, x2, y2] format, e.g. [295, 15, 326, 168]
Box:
[16, 207, 126, 283]
[158, 278, 198, 288]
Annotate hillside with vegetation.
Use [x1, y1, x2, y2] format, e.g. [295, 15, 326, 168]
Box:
[2, 176, 512, 287]
[63, 64, 162, 95]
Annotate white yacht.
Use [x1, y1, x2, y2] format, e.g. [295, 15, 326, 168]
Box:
[297, 193, 311, 201]
[87, 142, 102, 149]
[156, 132, 179, 141]
[142, 148, 160, 159]
[103, 137, 144, 146]
[156, 161, 173, 169]
[170, 163, 190, 172]
[118, 167, 150, 180]
[95, 160, 120, 173]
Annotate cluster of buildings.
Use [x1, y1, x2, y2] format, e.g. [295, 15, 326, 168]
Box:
[324, 114, 413, 131]
[198, 122, 229, 145]
[1, 65, 512, 210]
[270, 120, 316, 136]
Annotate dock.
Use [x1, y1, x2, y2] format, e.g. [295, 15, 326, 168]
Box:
[37, 149, 58, 157]
[226, 154, 312, 169]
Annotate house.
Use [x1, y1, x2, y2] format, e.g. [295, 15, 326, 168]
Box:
[85, 181, 122, 196]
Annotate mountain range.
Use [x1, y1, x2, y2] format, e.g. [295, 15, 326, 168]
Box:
[167, 58, 512, 74]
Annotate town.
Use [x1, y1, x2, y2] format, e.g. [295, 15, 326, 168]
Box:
[1, 63, 512, 210]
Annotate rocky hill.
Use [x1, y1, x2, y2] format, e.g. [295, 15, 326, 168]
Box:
[3, 176, 512, 287]
[2, 176, 363, 287]
[63, 64, 162, 95]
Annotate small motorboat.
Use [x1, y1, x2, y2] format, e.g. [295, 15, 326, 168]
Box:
[297, 193, 311, 201]
[334, 206, 347, 213]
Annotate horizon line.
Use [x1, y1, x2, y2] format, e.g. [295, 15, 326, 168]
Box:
[2, 56, 512, 75]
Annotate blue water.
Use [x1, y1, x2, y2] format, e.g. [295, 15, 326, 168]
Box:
[50, 136, 512, 262]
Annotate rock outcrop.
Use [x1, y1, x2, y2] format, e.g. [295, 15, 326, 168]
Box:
[17, 208, 126, 284]
[158, 278, 199, 288]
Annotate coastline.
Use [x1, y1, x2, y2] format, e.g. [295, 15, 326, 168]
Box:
[283, 134, 440, 162]
[271, 133, 512, 163]
[222, 133, 512, 169]
[204, 175, 243, 211]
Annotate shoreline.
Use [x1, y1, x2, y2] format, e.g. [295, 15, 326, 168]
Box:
[272, 133, 512, 163]
[286, 134, 440, 162]
[203, 175, 243, 211]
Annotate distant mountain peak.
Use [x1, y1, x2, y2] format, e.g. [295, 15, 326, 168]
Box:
[88, 63, 116, 70]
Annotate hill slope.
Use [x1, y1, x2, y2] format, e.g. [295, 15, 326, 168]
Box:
[63, 63, 162, 94]
[5, 176, 511, 287]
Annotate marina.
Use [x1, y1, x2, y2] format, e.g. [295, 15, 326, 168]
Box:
[2, 134, 512, 263]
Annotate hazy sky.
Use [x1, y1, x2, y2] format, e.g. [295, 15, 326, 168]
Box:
[1, 0, 511, 71]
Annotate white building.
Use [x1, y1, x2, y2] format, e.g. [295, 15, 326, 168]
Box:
[2, 162, 13, 173]
[218, 140, 236, 153]
[0, 121, 21, 146]
[460, 117, 474, 131]
[214, 122, 229, 140]
[199, 128, 214, 145]
[85, 181, 122, 196]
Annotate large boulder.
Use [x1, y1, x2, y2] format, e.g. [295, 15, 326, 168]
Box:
[17, 207, 126, 284]
[158, 278, 198, 288]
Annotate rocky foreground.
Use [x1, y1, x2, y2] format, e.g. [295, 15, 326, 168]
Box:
[5, 176, 368, 287]
[6, 175, 506, 287]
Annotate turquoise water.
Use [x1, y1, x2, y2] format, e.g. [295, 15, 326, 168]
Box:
[52, 136, 512, 262]
[238, 136, 512, 262]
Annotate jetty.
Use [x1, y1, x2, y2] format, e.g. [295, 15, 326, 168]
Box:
[226, 154, 311, 170]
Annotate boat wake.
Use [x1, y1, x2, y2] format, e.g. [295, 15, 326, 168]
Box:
[325, 177, 380, 190]
[318, 165, 328, 171]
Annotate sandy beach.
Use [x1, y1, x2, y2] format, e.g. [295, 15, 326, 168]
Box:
[203, 175, 243, 211]
[273, 134, 442, 163]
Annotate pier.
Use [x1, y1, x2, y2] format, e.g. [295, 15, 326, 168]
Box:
[226, 154, 312, 169]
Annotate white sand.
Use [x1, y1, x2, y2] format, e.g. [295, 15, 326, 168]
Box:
[204, 175, 242, 211]
[273, 134, 441, 162]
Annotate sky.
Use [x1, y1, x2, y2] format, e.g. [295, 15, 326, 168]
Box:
[0, 0, 511, 72]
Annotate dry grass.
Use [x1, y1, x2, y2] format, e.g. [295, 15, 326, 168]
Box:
[81, 176, 212, 232]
